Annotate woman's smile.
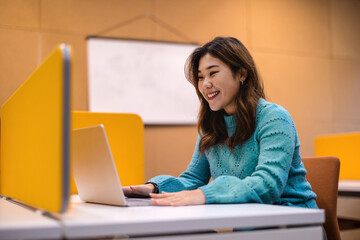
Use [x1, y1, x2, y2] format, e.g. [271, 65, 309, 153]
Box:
[207, 91, 220, 100]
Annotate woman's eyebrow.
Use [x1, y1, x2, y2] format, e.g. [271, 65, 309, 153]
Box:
[198, 65, 220, 73]
[207, 65, 219, 70]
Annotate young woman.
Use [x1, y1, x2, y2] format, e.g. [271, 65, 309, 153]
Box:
[123, 37, 318, 209]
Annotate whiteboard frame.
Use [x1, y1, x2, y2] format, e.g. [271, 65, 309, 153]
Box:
[87, 37, 200, 125]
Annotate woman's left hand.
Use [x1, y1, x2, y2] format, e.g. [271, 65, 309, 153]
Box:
[149, 189, 206, 206]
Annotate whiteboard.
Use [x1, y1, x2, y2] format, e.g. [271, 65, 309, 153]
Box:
[87, 38, 199, 124]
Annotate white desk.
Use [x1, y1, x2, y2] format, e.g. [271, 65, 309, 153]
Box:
[55, 195, 325, 239]
[338, 180, 360, 222]
[338, 180, 360, 197]
[0, 197, 62, 240]
[337, 180, 360, 240]
[0, 195, 325, 240]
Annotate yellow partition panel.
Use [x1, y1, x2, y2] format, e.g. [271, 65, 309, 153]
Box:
[0, 44, 72, 213]
[71, 111, 144, 194]
[315, 132, 360, 180]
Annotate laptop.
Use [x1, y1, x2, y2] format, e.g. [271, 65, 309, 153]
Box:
[72, 124, 152, 207]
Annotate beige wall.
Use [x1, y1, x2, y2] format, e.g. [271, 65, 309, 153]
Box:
[1, 0, 359, 180]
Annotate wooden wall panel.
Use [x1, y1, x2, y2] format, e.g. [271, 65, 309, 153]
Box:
[144, 126, 198, 180]
[41, 33, 89, 110]
[0, 29, 39, 106]
[154, 0, 247, 44]
[0, 0, 39, 28]
[330, 0, 360, 59]
[330, 59, 360, 132]
[250, 0, 331, 56]
[40, 0, 152, 35]
[100, 17, 154, 39]
[253, 53, 332, 117]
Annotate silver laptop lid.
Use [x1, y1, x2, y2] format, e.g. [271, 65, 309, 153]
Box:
[72, 125, 126, 206]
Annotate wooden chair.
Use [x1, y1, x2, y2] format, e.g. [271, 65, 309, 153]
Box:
[302, 156, 341, 240]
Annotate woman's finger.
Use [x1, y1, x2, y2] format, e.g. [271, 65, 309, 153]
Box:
[149, 192, 174, 198]
[123, 185, 151, 198]
[152, 197, 186, 207]
[122, 186, 132, 196]
[150, 190, 205, 207]
[150, 193, 186, 206]
[151, 198, 178, 206]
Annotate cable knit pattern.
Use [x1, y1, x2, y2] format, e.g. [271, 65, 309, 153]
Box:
[149, 99, 318, 208]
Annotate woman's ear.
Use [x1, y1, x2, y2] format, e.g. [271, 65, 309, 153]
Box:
[237, 68, 248, 84]
[239, 68, 248, 81]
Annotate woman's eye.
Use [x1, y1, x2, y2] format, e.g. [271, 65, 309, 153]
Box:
[198, 76, 204, 81]
[210, 71, 218, 76]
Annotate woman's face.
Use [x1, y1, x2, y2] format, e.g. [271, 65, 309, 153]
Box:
[197, 53, 244, 115]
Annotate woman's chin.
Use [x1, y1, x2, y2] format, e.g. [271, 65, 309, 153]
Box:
[209, 106, 222, 112]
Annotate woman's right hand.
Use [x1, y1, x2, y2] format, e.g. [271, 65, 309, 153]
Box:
[123, 184, 154, 198]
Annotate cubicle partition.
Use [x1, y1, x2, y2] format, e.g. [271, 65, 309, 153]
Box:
[71, 111, 144, 194]
[0, 44, 72, 213]
[315, 132, 360, 180]
[0, 43, 146, 214]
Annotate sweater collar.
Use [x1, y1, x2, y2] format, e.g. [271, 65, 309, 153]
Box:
[223, 98, 266, 128]
[224, 114, 236, 128]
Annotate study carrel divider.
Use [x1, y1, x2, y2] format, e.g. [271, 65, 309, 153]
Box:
[0, 44, 72, 213]
[71, 112, 145, 194]
[315, 132, 360, 180]
[0, 44, 145, 213]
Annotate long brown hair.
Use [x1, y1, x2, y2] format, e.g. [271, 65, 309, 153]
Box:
[186, 37, 265, 153]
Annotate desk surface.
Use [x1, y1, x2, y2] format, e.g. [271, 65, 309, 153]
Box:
[56, 195, 325, 239]
[338, 180, 360, 197]
[337, 180, 360, 221]
[0, 197, 62, 239]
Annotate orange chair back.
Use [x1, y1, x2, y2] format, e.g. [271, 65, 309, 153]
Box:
[302, 156, 341, 240]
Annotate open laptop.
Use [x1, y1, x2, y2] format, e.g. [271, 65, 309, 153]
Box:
[72, 124, 152, 207]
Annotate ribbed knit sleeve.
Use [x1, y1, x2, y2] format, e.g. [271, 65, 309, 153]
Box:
[148, 136, 211, 193]
[200, 103, 297, 204]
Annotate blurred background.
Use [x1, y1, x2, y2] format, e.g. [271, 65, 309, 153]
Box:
[0, 0, 359, 186]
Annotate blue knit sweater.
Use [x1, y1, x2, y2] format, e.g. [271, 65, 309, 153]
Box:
[149, 99, 318, 208]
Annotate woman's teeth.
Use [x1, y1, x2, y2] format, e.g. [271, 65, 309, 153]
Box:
[208, 91, 219, 98]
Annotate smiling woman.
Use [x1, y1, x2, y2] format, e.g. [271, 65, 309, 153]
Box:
[187, 37, 265, 153]
[123, 37, 319, 213]
[197, 54, 243, 115]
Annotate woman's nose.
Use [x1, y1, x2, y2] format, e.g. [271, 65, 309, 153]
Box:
[203, 77, 212, 88]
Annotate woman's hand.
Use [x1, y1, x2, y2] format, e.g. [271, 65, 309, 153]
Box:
[123, 184, 154, 198]
[150, 189, 206, 206]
